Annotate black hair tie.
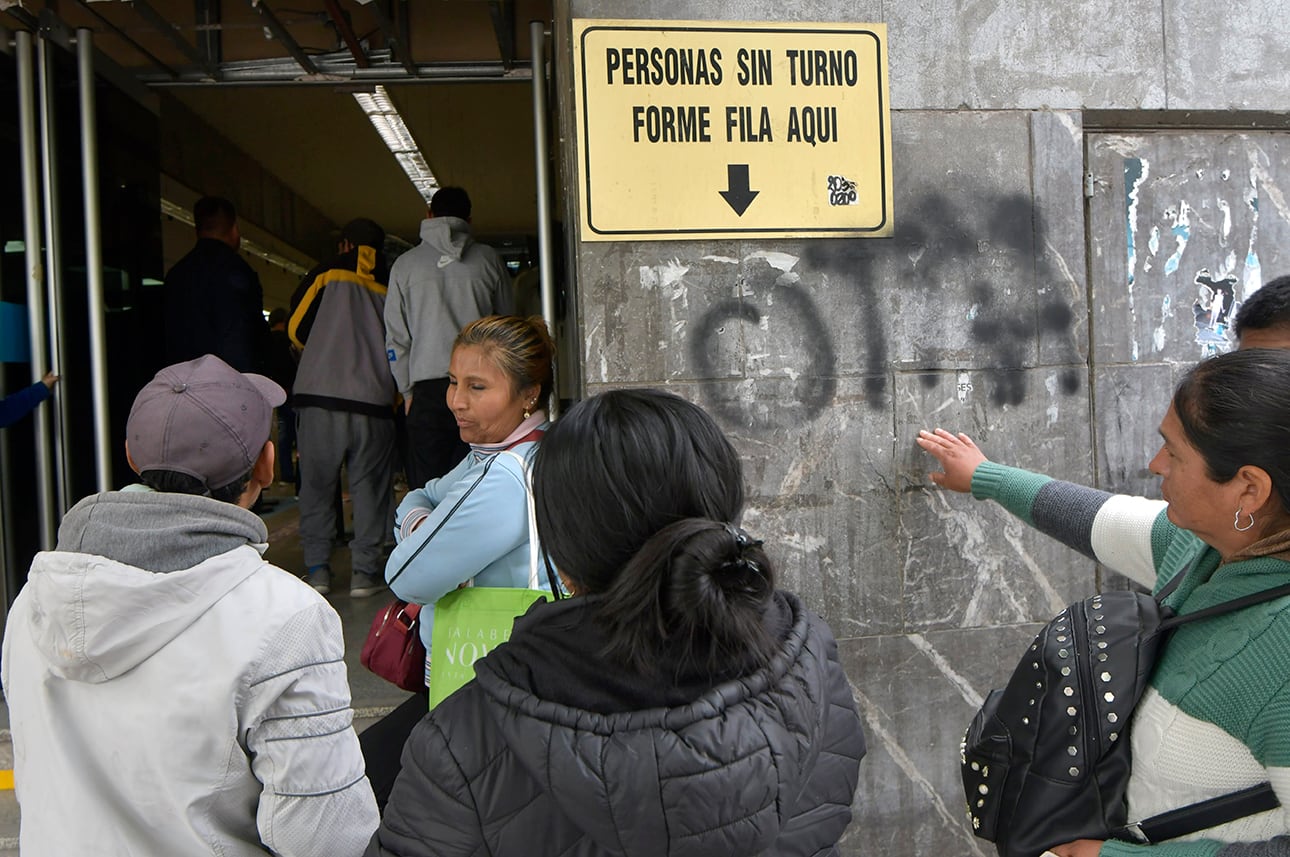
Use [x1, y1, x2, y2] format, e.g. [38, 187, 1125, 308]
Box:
[721, 524, 764, 575]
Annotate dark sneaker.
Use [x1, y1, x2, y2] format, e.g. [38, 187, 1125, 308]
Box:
[350, 572, 386, 599]
[305, 564, 331, 595]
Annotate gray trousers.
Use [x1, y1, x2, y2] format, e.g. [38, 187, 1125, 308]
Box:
[296, 406, 395, 575]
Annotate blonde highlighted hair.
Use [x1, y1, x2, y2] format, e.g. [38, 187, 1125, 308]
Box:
[454, 315, 556, 411]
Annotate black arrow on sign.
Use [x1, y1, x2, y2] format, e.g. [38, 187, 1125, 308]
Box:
[720, 164, 759, 216]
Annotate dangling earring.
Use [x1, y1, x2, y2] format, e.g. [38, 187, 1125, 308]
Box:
[1234, 506, 1256, 532]
[523, 399, 536, 420]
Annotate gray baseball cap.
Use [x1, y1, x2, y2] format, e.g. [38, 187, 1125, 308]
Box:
[127, 354, 285, 492]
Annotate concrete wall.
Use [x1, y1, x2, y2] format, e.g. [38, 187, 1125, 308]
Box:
[553, 1, 1290, 854]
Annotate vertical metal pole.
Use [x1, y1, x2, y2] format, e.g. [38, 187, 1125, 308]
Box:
[37, 35, 71, 511]
[19, 30, 58, 551]
[529, 20, 558, 417]
[78, 29, 112, 491]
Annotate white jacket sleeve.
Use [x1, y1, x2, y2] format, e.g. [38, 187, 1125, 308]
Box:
[242, 601, 379, 857]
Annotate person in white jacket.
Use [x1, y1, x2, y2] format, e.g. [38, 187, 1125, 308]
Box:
[1, 354, 379, 856]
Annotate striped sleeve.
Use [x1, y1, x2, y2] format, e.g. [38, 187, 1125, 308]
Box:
[970, 462, 1169, 587]
[1088, 494, 1171, 589]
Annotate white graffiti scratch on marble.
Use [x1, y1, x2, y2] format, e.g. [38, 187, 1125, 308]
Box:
[927, 395, 958, 420]
[1053, 111, 1081, 140]
[921, 489, 1029, 625]
[638, 259, 690, 291]
[777, 415, 847, 498]
[1044, 373, 1060, 427]
[583, 321, 607, 384]
[1124, 156, 1150, 361]
[851, 683, 992, 857]
[1041, 239, 1080, 301]
[702, 254, 739, 264]
[745, 249, 799, 272]
[1153, 294, 1173, 353]
[1250, 156, 1290, 224]
[779, 531, 829, 555]
[998, 506, 1065, 614]
[746, 249, 801, 284]
[1162, 200, 1192, 277]
[908, 634, 983, 710]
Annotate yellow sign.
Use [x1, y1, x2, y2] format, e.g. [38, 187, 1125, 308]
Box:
[573, 19, 893, 241]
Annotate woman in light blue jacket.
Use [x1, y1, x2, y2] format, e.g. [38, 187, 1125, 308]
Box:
[363, 314, 555, 808]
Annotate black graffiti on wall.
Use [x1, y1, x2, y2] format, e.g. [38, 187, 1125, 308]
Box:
[688, 191, 1084, 426]
[690, 278, 838, 428]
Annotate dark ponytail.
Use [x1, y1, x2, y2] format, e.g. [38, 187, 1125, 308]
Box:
[533, 388, 777, 675]
[598, 519, 776, 675]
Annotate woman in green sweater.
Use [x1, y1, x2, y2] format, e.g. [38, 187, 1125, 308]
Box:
[918, 348, 1290, 857]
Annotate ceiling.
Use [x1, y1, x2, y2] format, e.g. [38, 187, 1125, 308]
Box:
[2, 0, 555, 285]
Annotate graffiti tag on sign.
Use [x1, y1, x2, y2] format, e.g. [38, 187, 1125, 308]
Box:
[829, 175, 858, 206]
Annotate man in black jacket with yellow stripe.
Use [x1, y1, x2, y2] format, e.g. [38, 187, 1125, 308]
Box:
[289, 218, 396, 598]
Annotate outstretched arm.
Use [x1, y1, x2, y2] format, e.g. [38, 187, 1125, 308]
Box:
[916, 428, 1171, 588]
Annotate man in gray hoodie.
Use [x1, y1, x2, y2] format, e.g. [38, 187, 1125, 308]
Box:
[384, 187, 513, 488]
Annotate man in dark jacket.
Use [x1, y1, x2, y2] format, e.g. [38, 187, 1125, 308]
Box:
[163, 196, 268, 373]
[288, 218, 396, 598]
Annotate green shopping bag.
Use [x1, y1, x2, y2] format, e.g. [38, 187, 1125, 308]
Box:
[426, 448, 555, 710]
[428, 585, 549, 709]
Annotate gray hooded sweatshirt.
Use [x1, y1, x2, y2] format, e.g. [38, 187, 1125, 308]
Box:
[384, 216, 513, 394]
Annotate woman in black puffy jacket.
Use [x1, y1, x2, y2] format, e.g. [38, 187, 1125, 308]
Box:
[366, 388, 866, 857]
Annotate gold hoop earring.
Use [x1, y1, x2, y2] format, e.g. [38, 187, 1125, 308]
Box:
[1234, 506, 1256, 532]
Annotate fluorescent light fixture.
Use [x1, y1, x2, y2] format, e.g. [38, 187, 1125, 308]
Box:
[4, 240, 25, 253]
[353, 85, 438, 202]
[160, 198, 311, 277]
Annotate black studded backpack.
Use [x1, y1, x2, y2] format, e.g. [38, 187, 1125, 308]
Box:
[961, 571, 1289, 857]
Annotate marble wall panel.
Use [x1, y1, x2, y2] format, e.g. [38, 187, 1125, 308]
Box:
[1093, 362, 1177, 499]
[837, 625, 1044, 857]
[894, 369, 1096, 629]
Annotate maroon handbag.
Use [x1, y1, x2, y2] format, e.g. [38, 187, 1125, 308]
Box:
[360, 599, 426, 692]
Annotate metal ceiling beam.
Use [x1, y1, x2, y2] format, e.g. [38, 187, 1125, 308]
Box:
[139, 58, 529, 86]
[487, 0, 515, 70]
[196, 0, 221, 67]
[247, 0, 318, 76]
[367, 0, 416, 78]
[323, 0, 369, 69]
[125, 0, 221, 80]
[65, 0, 177, 79]
[2, 5, 40, 32]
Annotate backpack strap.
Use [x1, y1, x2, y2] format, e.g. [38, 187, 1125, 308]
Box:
[1159, 580, 1290, 632]
[1114, 567, 1290, 841]
[1120, 782, 1280, 844]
